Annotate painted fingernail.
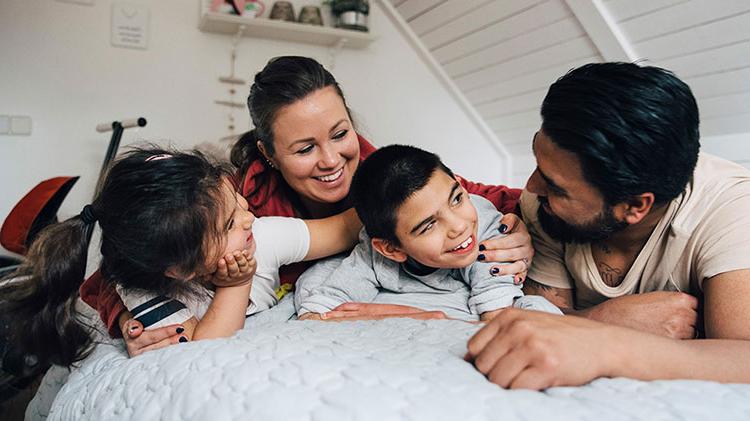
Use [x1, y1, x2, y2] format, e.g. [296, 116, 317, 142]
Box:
[129, 325, 138, 332]
[479, 244, 486, 251]
[179, 336, 188, 343]
[478, 254, 485, 261]
[490, 267, 500, 275]
[499, 224, 508, 233]
[176, 327, 184, 334]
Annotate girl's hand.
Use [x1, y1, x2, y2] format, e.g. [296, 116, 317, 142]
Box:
[479, 213, 534, 284]
[211, 250, 257, 288]
[119, 312, 188, 357]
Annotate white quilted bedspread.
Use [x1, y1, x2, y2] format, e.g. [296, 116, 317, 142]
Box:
[26, 300, 750, 421]
[33, 300, 750, 421]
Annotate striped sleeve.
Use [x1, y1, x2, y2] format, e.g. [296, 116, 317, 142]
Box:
[115, 285, 194, 329]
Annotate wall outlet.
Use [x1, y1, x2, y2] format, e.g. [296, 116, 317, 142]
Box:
[0, 115, 9, 135]
[56, 0, 95, 5]
[10, 116, 32, 135]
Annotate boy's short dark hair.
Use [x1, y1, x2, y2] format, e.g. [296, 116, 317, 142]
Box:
[541, 62, 700, 206]
[352, 144, 454, 245]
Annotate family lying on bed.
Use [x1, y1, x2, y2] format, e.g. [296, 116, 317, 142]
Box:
[3, 57, 750, 391]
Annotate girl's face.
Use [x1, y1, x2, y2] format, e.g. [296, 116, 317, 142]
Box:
[206, 180, 257, 273]
[267, 86, 360, 207]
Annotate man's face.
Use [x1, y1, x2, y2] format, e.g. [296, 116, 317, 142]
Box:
[526, 129, 627, 243]
[390, 169, 479, 268]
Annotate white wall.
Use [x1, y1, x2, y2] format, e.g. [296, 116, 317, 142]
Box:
[0, 0, 506, 256]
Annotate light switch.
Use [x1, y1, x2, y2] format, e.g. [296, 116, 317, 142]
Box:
[0, 115, 9, 134]
[56, 0, 95, 5]
[10, 116, 32, 135]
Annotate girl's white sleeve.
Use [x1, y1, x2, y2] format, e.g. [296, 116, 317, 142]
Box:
[253, 216, 311, 269]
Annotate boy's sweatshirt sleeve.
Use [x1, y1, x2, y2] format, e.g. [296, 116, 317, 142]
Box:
[295, 229, 380, 315]
[463, 196, 523, 314]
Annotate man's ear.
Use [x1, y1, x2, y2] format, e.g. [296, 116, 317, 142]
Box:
[371, 238, 408, 263]
[613, 192, 656, 225]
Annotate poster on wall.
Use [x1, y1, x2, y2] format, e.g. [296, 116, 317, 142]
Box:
[111, 2, 149, 50]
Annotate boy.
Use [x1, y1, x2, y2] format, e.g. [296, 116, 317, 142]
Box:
[295, 145, 560, 321]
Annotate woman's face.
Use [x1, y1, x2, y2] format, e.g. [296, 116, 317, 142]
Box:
[267, 86, 360, 206]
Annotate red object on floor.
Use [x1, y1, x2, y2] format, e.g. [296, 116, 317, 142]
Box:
[1, 176, 79, 255]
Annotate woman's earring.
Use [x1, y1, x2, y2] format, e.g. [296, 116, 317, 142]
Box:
[265, 158, 276, 169]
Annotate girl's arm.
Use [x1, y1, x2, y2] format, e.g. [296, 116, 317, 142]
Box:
[303, 208, 362, 261]
[191, 283, 252, 340]
[192, 251, 257, 340]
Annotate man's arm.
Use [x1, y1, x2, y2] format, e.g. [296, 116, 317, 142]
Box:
[704, 269, 750, 339]
[523, 277, 699, 338]
[522, 278, 575, 310]
[465, 308, 750, 390]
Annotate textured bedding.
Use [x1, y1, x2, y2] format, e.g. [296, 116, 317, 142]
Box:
[28, 298, 750, 421]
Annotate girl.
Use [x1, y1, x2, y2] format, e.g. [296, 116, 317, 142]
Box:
[0, 147, 360, 366]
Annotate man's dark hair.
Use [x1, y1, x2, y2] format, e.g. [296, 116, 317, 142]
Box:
[352, 144, 454, 245]
[541, 62, 700, 205]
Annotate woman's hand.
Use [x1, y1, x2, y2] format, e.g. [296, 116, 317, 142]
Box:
[119, 311, 189, 357]
[210, 250, 257, 288]
[479, 213, 534, 283]
[310, 302, 447, 321]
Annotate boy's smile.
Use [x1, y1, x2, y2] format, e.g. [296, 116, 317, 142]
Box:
[387, 169, 479, 269]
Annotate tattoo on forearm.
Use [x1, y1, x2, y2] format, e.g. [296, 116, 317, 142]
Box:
[523, 279, 574, 310]
[524, 278, 553, 292]
[598, 262, 624, 287]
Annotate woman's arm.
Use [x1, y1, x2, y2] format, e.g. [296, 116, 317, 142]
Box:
[303, 208, 362, 261]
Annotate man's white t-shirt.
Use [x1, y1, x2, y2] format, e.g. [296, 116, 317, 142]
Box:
[117, 216, 310, 328]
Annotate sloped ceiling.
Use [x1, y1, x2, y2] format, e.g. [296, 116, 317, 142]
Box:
[387, 0, 750, 164]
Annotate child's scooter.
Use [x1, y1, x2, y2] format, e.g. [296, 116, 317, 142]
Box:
[0, 117, 146, 404]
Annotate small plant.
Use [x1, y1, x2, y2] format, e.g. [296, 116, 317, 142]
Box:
[323, 0, 369, 31]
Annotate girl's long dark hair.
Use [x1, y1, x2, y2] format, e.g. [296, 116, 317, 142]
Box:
[0, 147, 230, 367]
[230, 56, 351, 189]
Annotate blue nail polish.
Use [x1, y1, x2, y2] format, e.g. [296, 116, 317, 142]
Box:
[179, 336, 188, 343]
[490, 267, 500, 275]
[176, 327, 184, 334]
[478, 254, 485, 261]
[479, 244, 486, 251]
[499, 224, 508, 233]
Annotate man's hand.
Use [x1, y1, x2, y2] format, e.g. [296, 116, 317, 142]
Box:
[210, 250, 256, 288]
[466, 308, 620, 389]
[582, 291, 698, 339]
[479, 213, 534, 284]
[119, 311, 188, 357]
[480, 308, 506, 322]
[299, 303, 448, 321]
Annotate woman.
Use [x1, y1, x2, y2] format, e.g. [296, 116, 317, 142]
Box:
[80, 56, 532, 356]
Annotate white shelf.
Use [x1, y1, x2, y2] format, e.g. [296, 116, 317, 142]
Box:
[199, 12, 376, 49]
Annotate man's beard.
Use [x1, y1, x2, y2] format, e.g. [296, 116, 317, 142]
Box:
[537, 197, 628, 244]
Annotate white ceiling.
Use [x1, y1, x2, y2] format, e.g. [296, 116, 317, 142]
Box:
[387, 0, 750, 159]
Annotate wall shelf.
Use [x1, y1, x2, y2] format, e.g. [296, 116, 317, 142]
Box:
[199, 12, 376, 49]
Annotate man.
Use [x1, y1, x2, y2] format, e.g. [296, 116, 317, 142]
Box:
[466, 62, 750, 389]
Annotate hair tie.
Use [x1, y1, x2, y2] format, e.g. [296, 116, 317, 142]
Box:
[80, 205, 98, 225]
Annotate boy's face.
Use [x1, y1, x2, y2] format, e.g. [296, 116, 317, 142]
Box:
[382, 169, 479, 269]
